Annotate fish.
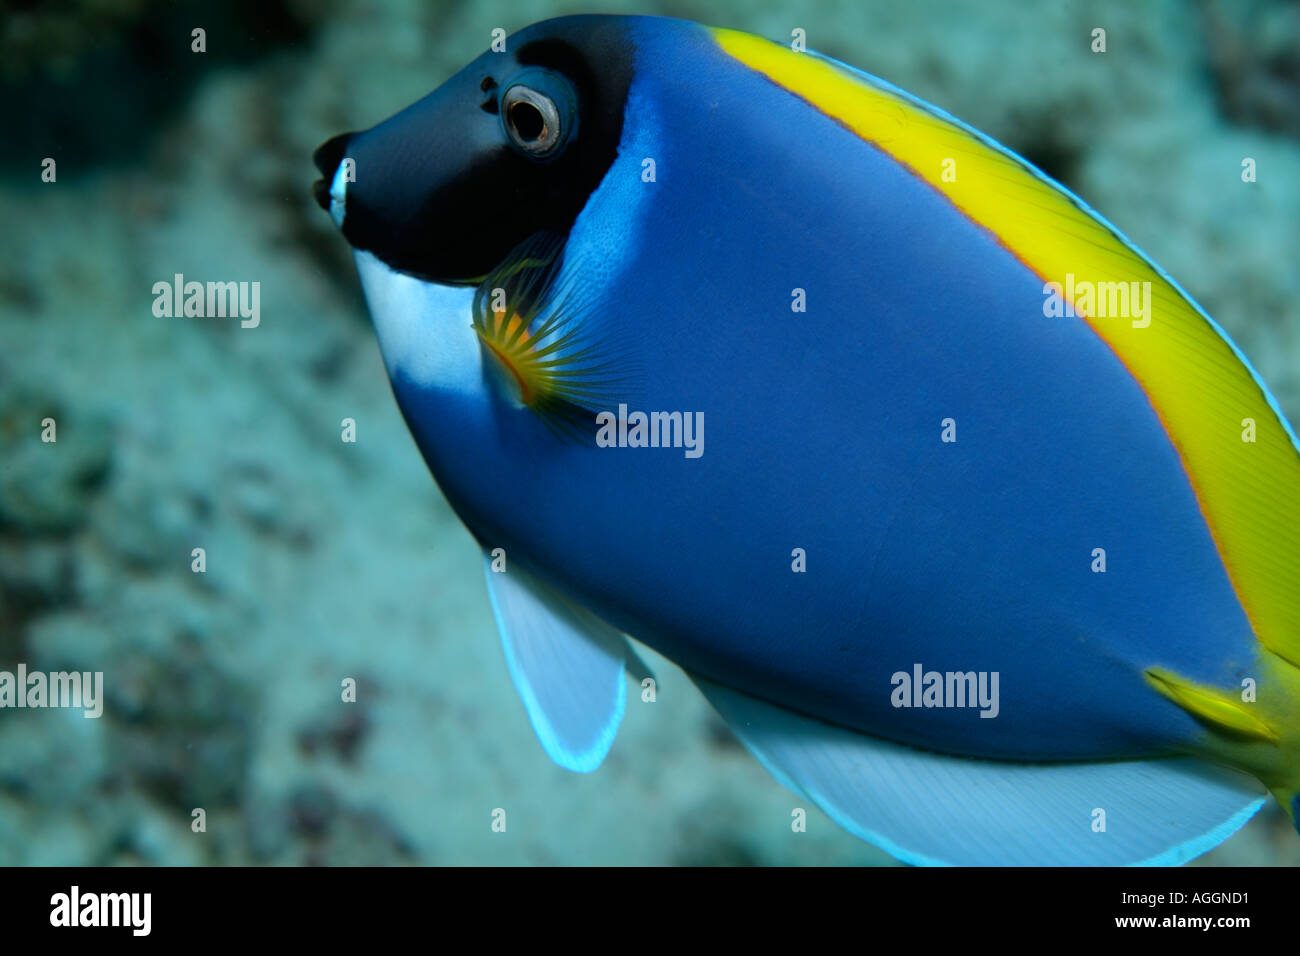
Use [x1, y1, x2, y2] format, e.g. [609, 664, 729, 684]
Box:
[312, 14, 1300, 865]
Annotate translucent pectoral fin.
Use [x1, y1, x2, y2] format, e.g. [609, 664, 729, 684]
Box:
[471, 232, 640, 440]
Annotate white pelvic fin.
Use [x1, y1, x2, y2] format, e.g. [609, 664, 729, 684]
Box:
[482, 555, 628, 772]
[692, 676, 1266, 866]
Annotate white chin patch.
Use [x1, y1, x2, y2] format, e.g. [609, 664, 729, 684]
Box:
[353, 250, 482, 392]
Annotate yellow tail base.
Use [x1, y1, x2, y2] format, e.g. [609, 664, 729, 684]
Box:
[1145, 651, 1300, 832]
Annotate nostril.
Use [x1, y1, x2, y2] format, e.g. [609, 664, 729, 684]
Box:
[313, 132, 352, 178]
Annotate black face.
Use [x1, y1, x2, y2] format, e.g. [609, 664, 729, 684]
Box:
[311, 16, 634, 285]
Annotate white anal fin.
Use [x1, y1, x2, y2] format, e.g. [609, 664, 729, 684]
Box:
[482, 554, 628, 772]
[692, 676, 1266, 866]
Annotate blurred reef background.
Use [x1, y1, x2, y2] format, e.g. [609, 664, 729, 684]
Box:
[1, 0, 1298, 865]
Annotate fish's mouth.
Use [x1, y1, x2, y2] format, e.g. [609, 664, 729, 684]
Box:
[311, 132, 352, 226]
[310, 177, 330, 211]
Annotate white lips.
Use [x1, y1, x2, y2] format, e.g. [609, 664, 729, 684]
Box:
[329, 159, 348, 228]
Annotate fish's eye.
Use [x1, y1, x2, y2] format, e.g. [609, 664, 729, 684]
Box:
[503, 86, 560, 154]
[500, 71, 575, 158]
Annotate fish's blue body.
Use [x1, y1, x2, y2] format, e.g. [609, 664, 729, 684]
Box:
[316, 15, 1300, 865]
[392, 19, 1250, 760]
